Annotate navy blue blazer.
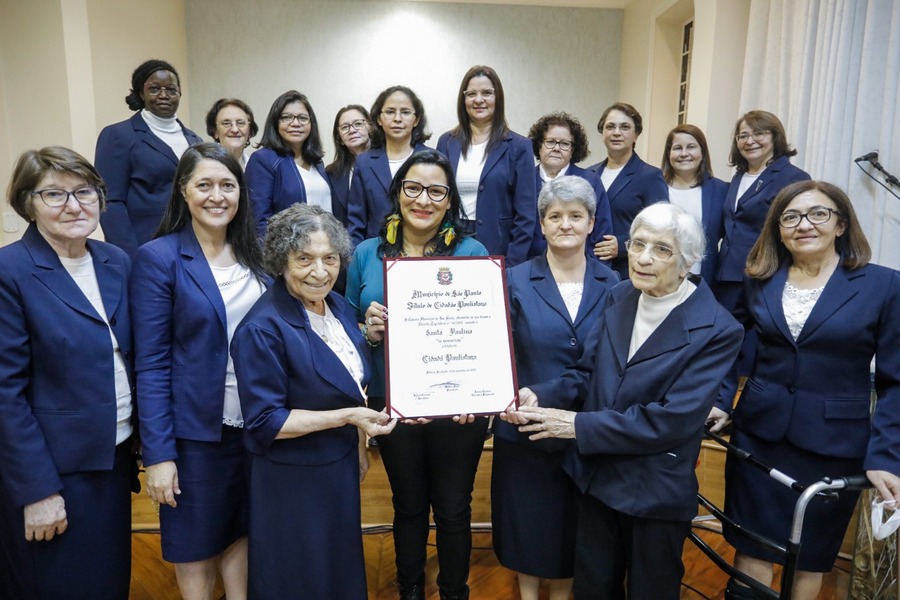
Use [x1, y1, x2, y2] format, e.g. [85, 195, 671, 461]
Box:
[0, 225, 133, 507]
[721, 264, 900, 472]
[232, 279, 372, 464]
[589, 153, 669, 278]
[130, 227, 268, 466]
[245, 147, 331, 236]
[716, 156, 810, 283]
[96, 112, 202, 257]
[326, 168, 351, 228]
[695, 175, 729, 283]
[531, 279, 743, 520]
[345, 143, 430, 246]
[494, 254, 618, 450]
[528, 164, 614, 260]
[437, 130, 537, 267]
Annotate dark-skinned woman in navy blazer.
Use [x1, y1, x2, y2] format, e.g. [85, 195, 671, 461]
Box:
[96, 59, 202, 257]
[131, 143, 268, 600]
[714, 110, 810, 313]
[505, 203, 743, 600]
[245, 91, 332, 236]
[233, 204, 397, 600]
[589, 102, 669, 279]
[0, 147, 135, 600]
[346, 85, 432, 246]
[660, 124, 728, 283]
[707, 181, 900, 600]
[437, 65, 536, 267]
[492, 176, 619, 600]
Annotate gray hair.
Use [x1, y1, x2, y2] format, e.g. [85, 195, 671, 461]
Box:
[629, 203, 706, 271]
[263, 204, 353, 276]
[537, 175, 597, 219]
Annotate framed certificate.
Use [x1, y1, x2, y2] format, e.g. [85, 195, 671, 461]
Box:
[383, 256, 518, 419]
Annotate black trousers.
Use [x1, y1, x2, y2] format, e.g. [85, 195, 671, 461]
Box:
[573, 493, 691, 600]
[376, 416, 488, 596]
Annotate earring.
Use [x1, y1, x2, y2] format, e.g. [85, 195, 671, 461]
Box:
[439, 220, 456, 246]
[386, 213, 402, 244]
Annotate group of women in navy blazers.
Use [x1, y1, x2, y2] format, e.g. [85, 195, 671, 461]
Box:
[3, 53, 897, 600]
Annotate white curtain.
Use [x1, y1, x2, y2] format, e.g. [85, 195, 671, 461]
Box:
[740, 0, 900, 268]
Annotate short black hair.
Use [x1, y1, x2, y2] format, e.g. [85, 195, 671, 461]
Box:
[125, 59, 179, 111]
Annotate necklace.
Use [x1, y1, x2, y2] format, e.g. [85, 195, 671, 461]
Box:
[307, 310, 329, 342]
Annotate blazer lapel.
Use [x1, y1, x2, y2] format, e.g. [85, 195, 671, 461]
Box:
[529, 257, 572, 325]
[573, 262, 615, 329]
[132, 113, 179, 167]
[371, 150, 392, 195]
[736, 156, 787, 209]
[796, 266, 858, 342]
[479, 135, 510, 182]
[179, 228, 228, 331]
[89, 241, 126, 321]
[760, 266, 796, 345]
[604, 288, 640, 373]
[606, 153, 639, 201]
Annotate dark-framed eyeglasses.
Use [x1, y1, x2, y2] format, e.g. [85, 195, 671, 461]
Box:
[625, 238, 678, 261]
[779, 207, 840, 228]
[543, 139, 573, 151]
[338, 119, 368, 134]
[280, 113, 311, 125]
[143, 84, 180, 97]
[31, 187, 100, 207]
[401, 180, 450, 203]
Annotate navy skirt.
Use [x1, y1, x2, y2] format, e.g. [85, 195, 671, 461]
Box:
[159, 425, 248, 562]
[0, 440, 133, 600]
[491, 437, 577, 579]
[247, 446, 367, 599]
[724, 428, 862, 572]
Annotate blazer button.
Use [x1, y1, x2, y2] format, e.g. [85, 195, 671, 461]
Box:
[569, 338, 577, 346]
[478, 185, 484, 191]
[788, 385, 796, 394]
[110, 317, 117, 326]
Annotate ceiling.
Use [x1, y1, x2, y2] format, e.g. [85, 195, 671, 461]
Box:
[405, 0, 627, 8]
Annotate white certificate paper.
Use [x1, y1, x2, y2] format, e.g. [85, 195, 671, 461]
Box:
[384, 256, 518, 419]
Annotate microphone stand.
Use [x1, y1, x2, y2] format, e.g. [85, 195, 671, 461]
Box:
[866, 156, 900, 187]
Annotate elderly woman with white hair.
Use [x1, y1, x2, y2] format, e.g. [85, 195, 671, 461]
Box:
[504, 203, 744, 600]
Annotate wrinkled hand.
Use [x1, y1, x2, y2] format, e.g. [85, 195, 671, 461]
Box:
[513, 406, 577, 440]
[500, 387, 539, 425]
[868, 470, 900, 504]
[364, 301, 388, 343]
[705, 407, 731, 434]
[594, 235, 619, 261]
[24, 493, 67, 541]
[359, 445, 370, 483]
[352, 408, 397, 438]
[146, 460, 180, 508]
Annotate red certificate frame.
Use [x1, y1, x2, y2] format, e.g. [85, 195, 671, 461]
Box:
[383, 255, 518, 419]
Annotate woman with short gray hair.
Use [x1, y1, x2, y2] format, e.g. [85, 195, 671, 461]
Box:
[493, 175, 619, 600]
[232, 203, 396, 599]
[504, 202, 743, 599]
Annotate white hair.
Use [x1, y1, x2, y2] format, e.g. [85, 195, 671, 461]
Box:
[629, 203, 706, 271]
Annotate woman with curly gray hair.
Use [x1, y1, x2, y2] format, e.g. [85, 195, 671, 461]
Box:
[232, 203, 396, 599]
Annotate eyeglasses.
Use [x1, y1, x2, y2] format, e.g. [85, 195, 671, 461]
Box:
[625, 239, 678, 261]
[401, 180, 450, 203]
[218, 119, 248, 130]
[381, 108, 416, 119]
[463, 89, 495, 101]
[32, 187, 100, 207]
[543, 139, 573, 151]
[735, 129, 771, 144]
[338, 119, 368, 134]
[280, 113, 311, 125]
[779, 207, 840, 228]
[144, 84, 180, 97]
[603, 122, 633, 133]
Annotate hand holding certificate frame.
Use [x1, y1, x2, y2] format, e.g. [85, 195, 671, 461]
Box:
[383, 256, 518, 419]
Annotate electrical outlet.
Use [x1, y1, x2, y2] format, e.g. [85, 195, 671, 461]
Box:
[3, 213, 20, 233]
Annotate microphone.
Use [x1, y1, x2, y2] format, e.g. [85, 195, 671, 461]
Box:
[855, 150, 879, 163]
